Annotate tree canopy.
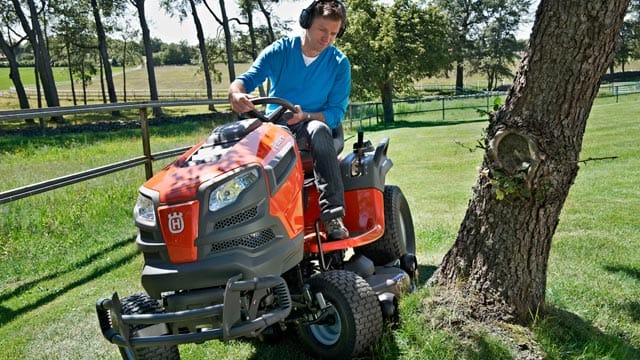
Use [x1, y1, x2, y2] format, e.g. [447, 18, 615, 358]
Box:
[340, 0, 451, 122]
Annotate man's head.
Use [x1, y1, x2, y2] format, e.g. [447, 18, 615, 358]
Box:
[299, 0, 347, 38]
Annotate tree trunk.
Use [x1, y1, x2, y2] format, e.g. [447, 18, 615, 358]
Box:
[81, 59, 88, 105]
[381, 81, 394, 123]
[99, 58, 107, 103]
[0, 33, 31, 114]
[430, 0, 629, 325]
[455, 62, 464, 94]
[65, 43, 77, 106]
[123, 38, 128, 102]
[134, 0, 163, 117]
[90, 0, 119, 115]
[189, 0, 215, 111]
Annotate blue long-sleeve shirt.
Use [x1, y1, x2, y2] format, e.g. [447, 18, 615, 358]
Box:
[235, 36, 351, 129]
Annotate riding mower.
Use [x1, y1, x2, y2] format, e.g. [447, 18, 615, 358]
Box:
[96, 97, 418, 359]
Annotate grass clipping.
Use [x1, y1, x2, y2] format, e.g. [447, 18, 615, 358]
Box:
[420, 286, 546, 359]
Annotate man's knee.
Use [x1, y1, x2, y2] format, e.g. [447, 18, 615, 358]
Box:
[306, 120, 332, 137]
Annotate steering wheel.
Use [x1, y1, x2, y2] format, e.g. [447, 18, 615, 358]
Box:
[246, 97, 298, 124]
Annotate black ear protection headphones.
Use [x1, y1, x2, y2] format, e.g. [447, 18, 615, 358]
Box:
[299, 0, 347, 38]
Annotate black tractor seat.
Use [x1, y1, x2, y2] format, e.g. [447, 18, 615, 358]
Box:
[298, 124, 344, 176]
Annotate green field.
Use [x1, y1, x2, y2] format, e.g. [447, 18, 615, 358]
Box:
[0, 94, 638, 359]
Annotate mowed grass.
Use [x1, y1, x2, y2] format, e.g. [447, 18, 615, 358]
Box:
[0, 94, 639, 359]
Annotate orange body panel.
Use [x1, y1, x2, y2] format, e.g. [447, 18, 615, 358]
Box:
[268, 161, 305, 240]
[303, 187, 385, 253]
[157, 201, 200, 263]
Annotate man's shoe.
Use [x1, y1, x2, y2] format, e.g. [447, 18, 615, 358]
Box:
[325, 217, 349, 240]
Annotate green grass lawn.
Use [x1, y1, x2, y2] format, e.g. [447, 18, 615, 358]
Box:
[0, 95, 638, 359]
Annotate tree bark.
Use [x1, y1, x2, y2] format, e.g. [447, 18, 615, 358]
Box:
[431, 0, 629, 324]
[455, 62, 464, 94]
[381, 81, 394, 123]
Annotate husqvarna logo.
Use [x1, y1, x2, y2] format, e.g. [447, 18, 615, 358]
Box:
[168, 212, 184, 234]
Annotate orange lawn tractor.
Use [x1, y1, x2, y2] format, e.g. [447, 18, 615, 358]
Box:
[96, 97, 418, 360]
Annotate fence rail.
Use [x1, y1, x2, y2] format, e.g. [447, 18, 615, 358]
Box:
[0, 99, 226, 204]
[6, 87, 230, 101]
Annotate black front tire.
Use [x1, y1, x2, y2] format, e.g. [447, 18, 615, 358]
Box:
[298, 270, 383, 359]
[356, 185, 416, 265]
[115, 293, 180, 360]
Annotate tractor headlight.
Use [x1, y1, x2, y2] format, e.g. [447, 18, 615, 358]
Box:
[133, 194, 156, 227]
[209, 168, 260, 212]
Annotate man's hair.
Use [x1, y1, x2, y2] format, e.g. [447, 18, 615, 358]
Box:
[313, 0, 346, 25]
[299, 0, 347, 37]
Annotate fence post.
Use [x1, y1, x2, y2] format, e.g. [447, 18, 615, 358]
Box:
[139, 107, 153, 179]
[442, 98, 445, 121]
[615, 86, 619, 103]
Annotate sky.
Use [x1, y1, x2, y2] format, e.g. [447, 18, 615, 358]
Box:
[144, 0, 539, 46]
[144, 0, 307, 45]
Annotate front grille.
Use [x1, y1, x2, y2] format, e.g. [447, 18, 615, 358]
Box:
[214, 207, 258, 230]
[210, 229, 276, 253]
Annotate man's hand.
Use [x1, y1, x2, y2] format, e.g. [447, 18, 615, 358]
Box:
[287, 105, 308, 125]
[228, 92, 257, 113]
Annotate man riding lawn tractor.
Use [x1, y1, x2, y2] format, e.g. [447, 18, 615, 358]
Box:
[95, 2, 419, 359]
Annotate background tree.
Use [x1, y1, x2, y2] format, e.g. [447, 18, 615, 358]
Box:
[161, 0, 218, 110]
[110, 19, 141, 102]
[158, 41, 194, 64]
[90, 0, 119, 112]
[429, 0, 630, 324]
[0, 8, 32, 121]
[203, 0, 236, 82]
[613, 19, 637, 73]
[341, 0, 451, 123]
[468, 0, 530, 90]
[129, 0, 162, 117]
[200, 37, 225, 85]
[433, 0, 488, 94]
[12, 0, 62, 121]
[255, 0, 278, 43]
[50, 0, 94, 106]
[91, 0, 125, 116]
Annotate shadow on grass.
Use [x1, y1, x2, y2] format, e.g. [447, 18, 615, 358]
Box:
[604, 264, 640, 322]
[535, 306, 640, 359]
[604, 264, 640, 282]
[464, 333, 513, 360]
[0, 236, 137, 327]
